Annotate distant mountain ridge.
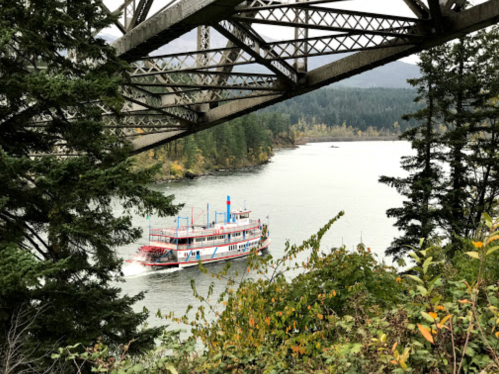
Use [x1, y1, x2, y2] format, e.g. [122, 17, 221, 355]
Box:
[103, 30, 420, 89]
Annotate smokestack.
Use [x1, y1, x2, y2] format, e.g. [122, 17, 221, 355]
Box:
[226, 196, 231, 224]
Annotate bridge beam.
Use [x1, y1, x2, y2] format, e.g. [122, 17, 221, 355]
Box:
[130, 0, 499, 154]
[232, 6, 426, 38]
[214, 19, 299, 85]
[113, 0, 246, 61]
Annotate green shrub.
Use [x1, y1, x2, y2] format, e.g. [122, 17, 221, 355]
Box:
[54, 213, 499, 373]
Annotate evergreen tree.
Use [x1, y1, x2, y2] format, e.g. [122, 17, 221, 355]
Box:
[184, 137, 198, 170]
[460, 27, 499, 236]
[0, 1, 181, 371]
[380, 47, 447, 259]
[383, 27, 499, 259]
[437, 37, 479, 244]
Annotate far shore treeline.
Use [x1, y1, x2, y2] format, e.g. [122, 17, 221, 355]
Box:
[134, 87, 421, 181]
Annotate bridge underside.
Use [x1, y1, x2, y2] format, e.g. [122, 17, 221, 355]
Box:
[93, 0, 499, 153]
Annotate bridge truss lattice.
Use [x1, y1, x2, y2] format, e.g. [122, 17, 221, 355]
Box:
[43, 0, 499, 154]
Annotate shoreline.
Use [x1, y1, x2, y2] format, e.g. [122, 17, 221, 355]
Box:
[151, 138, 402, 183]
[297, 136, 401, 144]
[152, 160, 270, 184]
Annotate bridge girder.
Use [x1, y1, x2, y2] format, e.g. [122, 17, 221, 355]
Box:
[32, 0, 499, 155]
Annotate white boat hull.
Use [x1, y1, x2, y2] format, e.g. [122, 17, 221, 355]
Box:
[126, 239, 271, 269]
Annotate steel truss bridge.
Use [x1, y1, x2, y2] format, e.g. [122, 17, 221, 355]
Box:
[67, 0, 499, 153]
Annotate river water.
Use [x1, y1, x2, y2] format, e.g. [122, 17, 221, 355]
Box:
[118, 141, 412, 327]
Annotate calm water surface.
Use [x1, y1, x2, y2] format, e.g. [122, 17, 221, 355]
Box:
[118, 141, 412, 327]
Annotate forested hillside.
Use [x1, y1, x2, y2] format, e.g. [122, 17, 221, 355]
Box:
[134, 114, 280, 180]
[262, 87, 420, 131]
[135, 87, 419, 180]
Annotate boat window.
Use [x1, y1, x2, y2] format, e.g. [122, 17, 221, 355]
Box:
[195, 237, 206, 242]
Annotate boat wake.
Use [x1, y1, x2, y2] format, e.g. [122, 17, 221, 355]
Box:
[122, 263, 183, 278]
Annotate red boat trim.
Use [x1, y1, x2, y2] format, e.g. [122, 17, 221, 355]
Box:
[126, 242, 270, 267]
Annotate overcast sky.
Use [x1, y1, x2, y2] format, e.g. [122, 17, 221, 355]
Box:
[102, 0, 488, 65]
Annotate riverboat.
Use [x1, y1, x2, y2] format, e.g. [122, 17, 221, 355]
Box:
[126, 196, 271, 268]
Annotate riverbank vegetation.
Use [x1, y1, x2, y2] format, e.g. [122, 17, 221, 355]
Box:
[55, 213, 499, 374]
[133, 88, 418, 181]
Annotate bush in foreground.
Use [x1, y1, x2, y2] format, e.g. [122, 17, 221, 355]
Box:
[56, 212, 499, 373]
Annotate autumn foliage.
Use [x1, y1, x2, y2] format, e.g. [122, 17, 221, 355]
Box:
[56, 212, 499, 373]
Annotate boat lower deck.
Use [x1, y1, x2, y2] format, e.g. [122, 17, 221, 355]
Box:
[126, 239, 271, 268]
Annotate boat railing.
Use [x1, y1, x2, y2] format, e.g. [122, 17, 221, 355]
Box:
[148, 232, 264, 251]
[149, 219, 261, 239]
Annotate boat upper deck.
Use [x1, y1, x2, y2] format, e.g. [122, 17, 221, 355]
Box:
[150, 219, 261, 239]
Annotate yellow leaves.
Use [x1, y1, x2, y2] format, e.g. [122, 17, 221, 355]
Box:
[307, 305, 311, 310]
[421, 311, 436, 322]
[429, 312, 438, 320]
[437, 315, 453, 329]
[472, 241, 483, 248]
[396, 277, 402, 283]
[249, 318, 255, 327]
[466, 251, 480, 259]
[333, 290, 337, 297]
[391, 342, 398, 353]
[417, 324, 434, 344]
[487, 235, 499, 244]
[271, 298, 275, 303]
[437, 305, 446, 311]
[265, 317, 271, 326]
[390, 346, 410, 371]
[496, 332, 499, 339]
[458, 299, 470, 304]
[317, 313, 324, 320]
[293, 321, 296, 329]
[400, 360, 408, 371]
